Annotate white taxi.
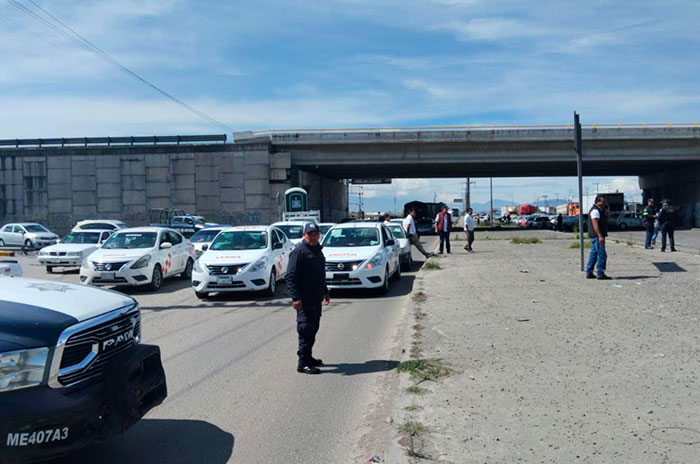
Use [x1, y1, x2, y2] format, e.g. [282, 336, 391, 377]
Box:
[192, 225, 294, 299]
[0, 258, 22, 277]
[323, 222, 400, 294]
[80, 227, 195, 291]
[38, 230, 112, 273]
[189, 226, 227, 258]
[385, 222, 412, 271]
[271, 221, 312, 245]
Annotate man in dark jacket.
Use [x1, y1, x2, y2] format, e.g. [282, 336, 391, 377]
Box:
[642, 198, 657, 249]
[286, 223, 330, 374]
[657, 199, 678, 252]
[586, 195, 611, 280]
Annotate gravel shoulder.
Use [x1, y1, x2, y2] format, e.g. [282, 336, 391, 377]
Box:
[389, 230, 700, 463]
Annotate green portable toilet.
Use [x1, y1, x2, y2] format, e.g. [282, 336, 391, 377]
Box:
[285, 187, 308, 212]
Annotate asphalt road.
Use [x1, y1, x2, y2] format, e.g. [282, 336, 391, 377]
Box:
[8, 236, 438, 464]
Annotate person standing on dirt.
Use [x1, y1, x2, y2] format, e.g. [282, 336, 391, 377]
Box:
[586, 195, 611, 280]
[286, 223, 330, 375]
[643, 198, 657, 249]
[402, 208, 433, 259]
[463, 208, 475, 252]
[556, 213, 563, 232]
[657, 199, 678, 252]
[434, 205, 452, 254]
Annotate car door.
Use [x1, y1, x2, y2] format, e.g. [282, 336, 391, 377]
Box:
[269, 230, 283, 278]
[167, 231, 187, 273]
[277, 229, 293, 274]
[0, 225, 13, 245]
[10, 225, 25, 246]
[381, 226, 398, 274]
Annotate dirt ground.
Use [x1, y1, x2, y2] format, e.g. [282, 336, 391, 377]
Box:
[389, 229, 700, 463]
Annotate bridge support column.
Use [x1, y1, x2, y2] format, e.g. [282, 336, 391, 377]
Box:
[639, 163, 700, 228]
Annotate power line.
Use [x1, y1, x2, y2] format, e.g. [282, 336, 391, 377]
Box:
[6, 0, 235, 134]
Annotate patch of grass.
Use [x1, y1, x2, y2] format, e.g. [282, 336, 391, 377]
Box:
[412, 291, 428, 303]
[405, 385, 429, 395]
[626, 240, 634, 246]
[510, 236, 542, 244]
[398, 358, 452, 383]
[410, 340, 423, 358]
[424, 261, 441, 270]
[412, 323, 425, 331]
[397, 421, 433, 458]
[404, 404, 424, 412]
[568, 241, 591, 249]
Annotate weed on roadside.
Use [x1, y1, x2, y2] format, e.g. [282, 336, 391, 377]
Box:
[405, 385, 429, 395]
[424, 261, 441, 270]
[568, 241, 591, 249]
[398, 358, 452, 383]
[412, 291, 428, 303]
[397, 421, 433, 458]
[404, 404, 424, 412]
[510, 236, 542, 244]
[410, 340, 423, 358]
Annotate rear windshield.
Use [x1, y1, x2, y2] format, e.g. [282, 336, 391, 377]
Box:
[102, 232, 157, 249]
[276, 225, 304, 239]
[190, 229, 223, 243]
[323, 228, 380, 247]
[24, 224, 49, 233]
[61, 232, 101, 244]
[211, 231, 268, 250]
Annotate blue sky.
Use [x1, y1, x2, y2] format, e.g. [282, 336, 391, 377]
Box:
[1, 0, 698, 208]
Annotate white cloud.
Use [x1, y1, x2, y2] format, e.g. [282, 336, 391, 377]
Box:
[434, 18, 544, 41]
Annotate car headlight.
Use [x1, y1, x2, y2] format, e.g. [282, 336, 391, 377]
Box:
[0, 347, 49, 392]
[67, 252, 82, 257]
[364, 253, 384, 270]
[131, 255, 151, 269]
[247, 257, 268, 273]
[193, 259, 205, 273]
[39, 250, 48, 256]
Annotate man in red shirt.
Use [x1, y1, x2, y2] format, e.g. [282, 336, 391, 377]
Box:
[434, 205, 452, 254]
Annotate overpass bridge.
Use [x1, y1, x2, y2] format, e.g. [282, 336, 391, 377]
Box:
[1, 124, 699, 230]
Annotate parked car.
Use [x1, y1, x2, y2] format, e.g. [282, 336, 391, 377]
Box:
[0, 223, 59, 249]
[0, 258, 22, 277]
[0, 277, 166, 463]
[191, 225, 294, 299]
[322, 222, 400, 294]
[416, 219, 435, 235]
[616, 212, 644, 230]
[526, 216, 553, 229]
[271, 221, 314, 245]
[318, 222, 336, 238]
[385, 222, 413, 271]
[39, 230, 113, 273]
[72, 219, 130, 232]
[80, 227, 195, 291]
[188, 226, 227, 258]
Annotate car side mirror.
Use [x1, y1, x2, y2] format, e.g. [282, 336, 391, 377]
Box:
[20, 230, 26, 235]
[160, 242, 173, 249]
[202, 244, 209, 251]
[386, 239, 395, 246]
[273, 242, 283, 250]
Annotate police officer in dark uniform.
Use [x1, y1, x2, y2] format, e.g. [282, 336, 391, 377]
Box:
[642, 198, 657, 249]
[657, 199, 678, 252]
[286, 223, 330, 374]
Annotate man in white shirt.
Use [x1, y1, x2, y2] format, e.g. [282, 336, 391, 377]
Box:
[402, 208, 433, 258]
[463, 208, 475, 252]
[383, 213, 392, 226]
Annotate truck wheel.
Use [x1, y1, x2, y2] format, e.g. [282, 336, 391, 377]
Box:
[180, 258, 194, 279]
[264, 269, 276, 297]
[46, 266, 53, 273]
[149, 265, 163, 291]
[195, 291, 209, 300]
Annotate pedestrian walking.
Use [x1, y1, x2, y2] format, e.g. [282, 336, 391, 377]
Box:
[657, 199, 677, 252]
[642, 198, 657, 249]
[402, 208, 433, 258]
[463, 208, 475, 252]
[286, 223, 330, 375]
[585, 195, 611, 280]
[556, 213, 563, 232]
[434, 205, 452, 254]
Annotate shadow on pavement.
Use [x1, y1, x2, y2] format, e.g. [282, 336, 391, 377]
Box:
[613, 275, 660, 280]
[322, 359, 400, 376]
[54, 419, 234, 464]
[330, 275, 416, 299]
[117, 277, 192, 296]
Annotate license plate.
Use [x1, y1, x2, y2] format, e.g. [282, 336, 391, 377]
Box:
[100, 272, 115, 280]
[217, 276, 233, 285]
[333, 273, 349, 281]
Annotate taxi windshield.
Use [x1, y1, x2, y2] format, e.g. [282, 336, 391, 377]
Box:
[319, 225, 334, 235]
[211, 231, 268, 250]
[190, 229, 222, 243]
[61, 232, 101, 244]
[386, 224, 405, 238]
[276, 225, 304, 239]
[102, 232, 157, 249]
[323, 228, 380, 247]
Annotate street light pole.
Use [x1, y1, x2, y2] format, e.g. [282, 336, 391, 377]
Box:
[489, 177, 493, 222]
[575, 112, 585, 272]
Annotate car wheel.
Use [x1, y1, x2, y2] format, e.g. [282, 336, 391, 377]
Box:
[195, 291, 209, 300]
[24, 239, 33, 250]
[46, 266, 53, 273]
[619, 223, 627, 230]
[377, 268, 390, 295]
[0, 238, 4, 247]
[180, 258, 194, 279]
[264, 268, 276, 297]
[149, 265, 163, 291]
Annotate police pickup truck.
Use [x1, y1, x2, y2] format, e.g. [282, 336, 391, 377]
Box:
[0, 278, 167, 463]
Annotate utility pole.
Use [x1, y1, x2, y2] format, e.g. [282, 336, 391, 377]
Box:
[393, 194, 397, 216]
[594, 182, 600, 194]
[575, 111, 584, 272]
[464, 178, 475, 210]
[433, 191, 437, 203]
[542, 195, 549, 211]
[489, 177, 493, 222]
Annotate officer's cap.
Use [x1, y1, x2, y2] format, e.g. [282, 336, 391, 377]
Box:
[304, 223, 320, 234]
